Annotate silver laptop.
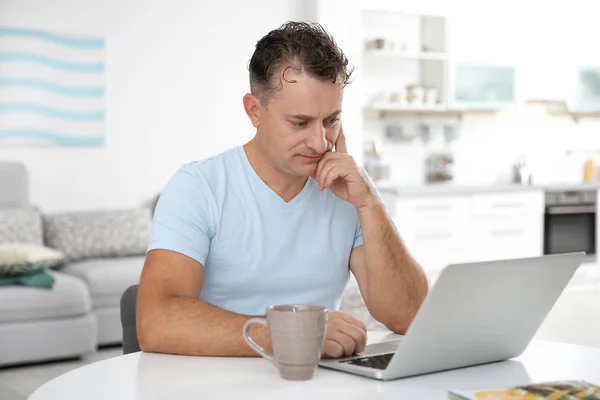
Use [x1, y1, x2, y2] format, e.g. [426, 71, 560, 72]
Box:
[319, 252, 585, 381]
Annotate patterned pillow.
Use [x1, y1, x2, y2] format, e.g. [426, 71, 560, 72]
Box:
[43, 208, 152, 262]
[0, 206, 44, 245]
[0, 243, 64, 277]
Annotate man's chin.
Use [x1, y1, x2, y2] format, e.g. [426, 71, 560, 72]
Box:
[291, 163, 317, 178]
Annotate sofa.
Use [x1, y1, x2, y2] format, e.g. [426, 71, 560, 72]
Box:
[0, 162, 148, 366]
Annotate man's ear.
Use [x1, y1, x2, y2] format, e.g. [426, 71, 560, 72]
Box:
[243, 93, 262, 128]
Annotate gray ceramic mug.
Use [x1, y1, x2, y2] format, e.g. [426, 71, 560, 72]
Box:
[242, 304, 328, 380]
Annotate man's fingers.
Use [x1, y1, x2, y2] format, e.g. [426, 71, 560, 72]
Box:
[340, 323, 368, 354]
[339, 312, 368, 333]
[337, 313, 368, 353]
[323, 166, 342, 189]
[334, 125, 348, 154]
[316, 154, 351, 189]
[331, 331, 358, 356]
[315, 152, 338, 182]
[316, 156, 337, 190]
[322, 339, 345, 358]
[322, 312, 368, 358]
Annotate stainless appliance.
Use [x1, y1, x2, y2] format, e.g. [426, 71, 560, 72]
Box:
[544, 189, 597, 260]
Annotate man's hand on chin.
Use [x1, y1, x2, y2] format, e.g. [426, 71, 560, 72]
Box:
[313, 125, 378, 210]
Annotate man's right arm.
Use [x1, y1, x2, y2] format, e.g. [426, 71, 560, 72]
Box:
[136, 248, 271, 356]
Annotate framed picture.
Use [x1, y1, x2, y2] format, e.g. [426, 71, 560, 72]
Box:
[0, 27, 105, 147]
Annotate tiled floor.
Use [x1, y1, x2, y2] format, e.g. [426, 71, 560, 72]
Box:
[1, 263, 599, 400]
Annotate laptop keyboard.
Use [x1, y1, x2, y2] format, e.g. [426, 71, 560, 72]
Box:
[342, 353, 394, 370]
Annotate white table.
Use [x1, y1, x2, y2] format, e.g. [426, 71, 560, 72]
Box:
[30, 332, 600, 400]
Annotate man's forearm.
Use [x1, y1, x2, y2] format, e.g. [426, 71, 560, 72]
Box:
[137, 296, 270, 357]
[357, 197, 429, 333]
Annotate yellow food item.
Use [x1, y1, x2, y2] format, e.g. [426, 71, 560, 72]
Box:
[547, 390, 569, 400]
[474, 389, 534, 399]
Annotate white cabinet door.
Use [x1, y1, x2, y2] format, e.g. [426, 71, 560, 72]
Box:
[394, 195, 470, 270]
[468, 191, 545, 262]
[407, 222, 468, 270]
[394, 195, 468, 222]
[470, 191, 544, 217]
[468, 215, 544, 263]
[389, 191, 544, 270]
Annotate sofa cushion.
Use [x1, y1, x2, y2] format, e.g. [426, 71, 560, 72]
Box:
[0, 271, 91, 323]
[43, 208, 152, 262]
[61, 256, 144, 308]
[0, 243, 64, 277]
[0, 206, 43, 246]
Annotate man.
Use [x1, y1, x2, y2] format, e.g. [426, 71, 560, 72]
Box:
[137, 21, 428, 359]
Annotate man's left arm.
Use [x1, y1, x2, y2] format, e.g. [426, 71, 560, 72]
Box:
[350, 197, 429, 334]
[315, 126, 428, 334]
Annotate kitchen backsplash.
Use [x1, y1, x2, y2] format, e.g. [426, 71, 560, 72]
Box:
[364, 106, 600, 186]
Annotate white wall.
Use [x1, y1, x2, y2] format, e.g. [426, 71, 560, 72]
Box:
[5, 0, 597, 211]
[0, 0, 364, 212]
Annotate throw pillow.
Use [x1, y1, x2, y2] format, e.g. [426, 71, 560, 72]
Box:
[0, 206, 44, 245]
[0, 243, 64, 277]
[43, 208, 152, 262]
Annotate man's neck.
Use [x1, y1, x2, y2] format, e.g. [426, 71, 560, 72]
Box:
[243, 140, 308, 203]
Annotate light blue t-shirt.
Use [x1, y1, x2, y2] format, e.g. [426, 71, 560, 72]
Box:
[147, 146, 363, 315]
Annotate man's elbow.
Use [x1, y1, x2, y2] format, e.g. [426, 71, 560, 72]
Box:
[379, 294, 428, 334]
[136, 306, 161, 353]
[381, 315, 412, 335]
[137, 327, 155, 353]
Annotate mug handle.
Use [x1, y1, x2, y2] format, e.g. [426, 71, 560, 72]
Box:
[242, 317, 275, 366]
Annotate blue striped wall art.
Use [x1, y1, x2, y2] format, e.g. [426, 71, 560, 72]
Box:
[0, 27, 105, 147]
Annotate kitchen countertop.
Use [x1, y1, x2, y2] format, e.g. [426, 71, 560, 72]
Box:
[375, 182, 600, 196]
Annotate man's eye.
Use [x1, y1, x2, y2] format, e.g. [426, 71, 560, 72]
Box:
[329, 118, 339, 124]
[292, 121, 306, 127]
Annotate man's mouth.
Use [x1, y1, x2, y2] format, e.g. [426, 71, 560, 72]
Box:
[300, 154, 323, 160]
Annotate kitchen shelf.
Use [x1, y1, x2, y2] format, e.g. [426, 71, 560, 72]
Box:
[571, 111, 600, 120]
[362, 9, 449, 111]
[364, 49, 447, 61]
[525, 100, 600, 122]
[364, 103, 498, 119]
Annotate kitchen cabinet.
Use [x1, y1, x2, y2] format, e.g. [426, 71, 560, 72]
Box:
[468, 215, 543, 262]
[392, 195, 470, 270]
[574, 67, 600, 112]
[467, 192, 544, 262]
[449, 63, 517, 109]
[386, 190, 545, 271]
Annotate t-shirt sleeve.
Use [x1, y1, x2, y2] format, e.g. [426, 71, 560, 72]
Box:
[147, 165, 216, 266]
[353, 221, 363, 249]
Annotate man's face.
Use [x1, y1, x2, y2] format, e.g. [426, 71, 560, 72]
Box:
[257, 69, 343, 177]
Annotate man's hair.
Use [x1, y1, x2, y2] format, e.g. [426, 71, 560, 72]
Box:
[248, 21, 353, 105]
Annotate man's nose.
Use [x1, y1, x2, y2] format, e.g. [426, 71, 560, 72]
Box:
[306, 125, 328, 154]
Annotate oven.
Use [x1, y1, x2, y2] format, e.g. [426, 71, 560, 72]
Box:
[544, 189, 596, 260]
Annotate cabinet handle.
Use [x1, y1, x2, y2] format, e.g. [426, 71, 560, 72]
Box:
[490, 229, 524, 237]
[415, 232, 453, 240]
[414, 204, 453, 212]
[491, 202, 525, 209]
